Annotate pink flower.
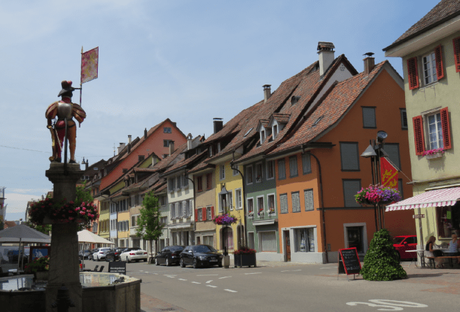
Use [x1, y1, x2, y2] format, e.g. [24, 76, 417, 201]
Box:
[80, 211, 85, 215]
[82, 207, 86, 211]
[69, 217, 74, 220]
[75, 207, 80, 211]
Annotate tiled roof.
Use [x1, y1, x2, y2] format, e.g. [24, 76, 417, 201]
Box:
[151, 142, 187, 172]
[384, 0, 460, 50]
[163, 150, 208, 175]
[269, 61, 387, 155]
[188, 157, 215, 174]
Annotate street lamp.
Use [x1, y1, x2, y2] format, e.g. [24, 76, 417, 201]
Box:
[218, 185, 229, 256]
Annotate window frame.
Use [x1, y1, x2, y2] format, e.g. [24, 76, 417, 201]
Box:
[235, 188, 242, 210]
[219, 165, 225, 180]
[278, 159, 286, 180]
[246, 165, 254, 185]
[266, 160, 275, 180]
[279, 193, 288, 214]
[340, 142, 360, 172]
[206, 173, 212, 190]
[422, 51, 438, 85]
[291, 191, 301, 213]
[304, 189, 314, 211]
[197, 176, 203, 192]
[247, 197, 254, 214]
[255, 163, 263, 183]
[362, 106, 376, 129]
[343, 179, 362, 208]
[400, 108, 408, 130]
[289, 155, 298, 178]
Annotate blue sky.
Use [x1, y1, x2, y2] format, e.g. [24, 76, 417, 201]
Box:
[0, 0, 439, 221]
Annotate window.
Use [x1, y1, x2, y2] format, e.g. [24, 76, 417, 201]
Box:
[266, 161, 275, 179]
[278, 159, 286, 180]
[453, 37, 460, 72]
[400, 109, 408, 130]
[206, 173, 212, 190]
[343, 180, 361, 207]
[183, 201, 189, 217]
[163, 140, 173, 147]
[182, 175, 188, 188]
[197, 176, 203, 192]
[246, 166, 254, 184]
[247, 198, 254, 214]
[168, 178, 175, 192]
[220, 165, 225, 180]
[163, 127, 172, 133]
[227, 192, 233, 211]
[289, 156, 298, 177]
[302, 153, 311, 174]
[291, 192, 300, 213]
[437, 204, 460, 238]
[422, 51, 437, 85]
[255, 163, 263, 182]
[407, 57, 419, 90]
[294, 228, 315, 252]
[273, 124, 278, 139]
[206, 206, 213, 220]
[235, 189, 242, 209]
[201, 207, 207, 221]
[259, 231, 277, 252]
[304, 189, 314, 211]
[176, 176, 181, 190]
[280, 193, 288, 214]
[413, 107, 451, 155]
[257, 196, 264, 216]
[340, 142, 360, 171]
[260, 129, 266, 144]
[197, 208, 202, 221]
[407, 45, 444, 90]
[177, 202, 182, 218]
[131, 216, 136, 227]
[160, 216, 167, 224]
[220, 191, 233, 212]
[362, 107, 376, 128]
[170, 203, 175, 219]
[384, 143, 401, 170]
[267, 194, 275, 214]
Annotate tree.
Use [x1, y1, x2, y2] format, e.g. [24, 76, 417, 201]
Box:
[136, 191, 165, 258]
[360, 229, 407, 281]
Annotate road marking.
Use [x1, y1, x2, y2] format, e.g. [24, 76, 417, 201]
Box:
[191, 281, 201, 284]
[206, 285, 217, 288]
[224, 289, 237, 293]
[197, 274, 218, 276]
[346, 299, 428, 311]
[206, 280, 213, 284]
[164, 275, 176, 279]
[219, 276, 231, 279]
[178, 278, 187, 281]
[244, 272, 262, 275]
[281, 269, 301, 272]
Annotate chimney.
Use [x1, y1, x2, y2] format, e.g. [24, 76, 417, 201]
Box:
[213, 118, 223, 134]
[187, 133, 193, 150]
[263, 85, 271, 102]
[128, 135, 132, 144]
[363, 52, 375, 75]
[144, 128, 148, 140]
[317, 42, 335, 76]
[117, 143, 126, 154]
[169, 141, 175, 156]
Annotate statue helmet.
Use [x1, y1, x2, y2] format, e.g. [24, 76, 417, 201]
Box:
[58, 80, 75, 97]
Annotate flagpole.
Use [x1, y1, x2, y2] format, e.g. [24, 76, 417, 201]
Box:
[80, 46, 83, 107]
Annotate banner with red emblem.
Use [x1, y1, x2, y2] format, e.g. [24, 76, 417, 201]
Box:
[380, 157, 398, 189]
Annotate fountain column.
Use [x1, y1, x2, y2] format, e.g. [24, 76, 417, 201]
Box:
[45, 163, 83, 312]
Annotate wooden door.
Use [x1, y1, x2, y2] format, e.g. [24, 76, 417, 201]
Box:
[284, 231, 291, 262]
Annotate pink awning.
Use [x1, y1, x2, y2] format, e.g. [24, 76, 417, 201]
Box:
[386, 187, 460, 211]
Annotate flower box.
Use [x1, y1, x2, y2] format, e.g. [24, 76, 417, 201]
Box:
[426, 152, 443, 160]
[234, 253, 256, 268]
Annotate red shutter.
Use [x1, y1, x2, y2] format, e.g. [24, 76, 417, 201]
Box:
[407, 57, 419, 90]
[194, 209, 198, 222]
[211, 206, 215, 219]
[453, 37, 460, 72]
[434, 45, 444, 80]
[440, 107, 452, 150]
[202, 208, 207, 221]
[413, 115, 425, 155]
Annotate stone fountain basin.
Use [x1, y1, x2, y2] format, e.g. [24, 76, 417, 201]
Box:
[0, 272, 141, 312]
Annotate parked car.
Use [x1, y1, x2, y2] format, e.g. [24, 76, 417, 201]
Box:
[105, 248, 125, 262]
[156, 246, 185, 266]
[92, 247, 112, 261]
[393, 235, 417, 260]
[180, 245, 223, 268]
[120, 248, 147, 263]
[79, 250, 92, 260]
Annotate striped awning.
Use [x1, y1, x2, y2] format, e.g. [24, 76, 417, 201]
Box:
[386, 187, 460, 211]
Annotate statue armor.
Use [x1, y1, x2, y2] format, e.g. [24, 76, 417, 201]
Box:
[57, 102, 73, 120]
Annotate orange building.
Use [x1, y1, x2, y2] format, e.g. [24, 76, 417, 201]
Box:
[268, 59, 415, 263]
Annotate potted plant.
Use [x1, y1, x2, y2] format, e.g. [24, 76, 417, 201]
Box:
[423, 147, 445, 160]
[212, 214, 237, 225]
[355, 184, 401, 206]
[267, 207, 275, 215]
[234, 247, 256, 268]
[258, 208, 264, 217]
[24, 256, 50, 280]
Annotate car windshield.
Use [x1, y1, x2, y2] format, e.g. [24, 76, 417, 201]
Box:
[393, 237, 405, 244]
[170, 246, 184, 252]
[193, 245, 216, 253]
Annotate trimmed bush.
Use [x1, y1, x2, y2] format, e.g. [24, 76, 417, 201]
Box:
[361, 229, 407, 281]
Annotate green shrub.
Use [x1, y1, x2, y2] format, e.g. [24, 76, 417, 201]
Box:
[361, 229, 407, 281]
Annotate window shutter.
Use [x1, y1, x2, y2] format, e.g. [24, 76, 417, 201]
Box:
[440, 107, 452, 150]
[434, 45, 444, 80]
[412, 115, 425, 155]
[202, 208, 207, 221]
[194, 209, 198, 222]
[211, 206, 215, 219]
[407, 57, 419, 90]
[453, 37, 460, 72]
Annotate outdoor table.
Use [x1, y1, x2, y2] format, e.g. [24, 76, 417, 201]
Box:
[406, 249, 425, 267]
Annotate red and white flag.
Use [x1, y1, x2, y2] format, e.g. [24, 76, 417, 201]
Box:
[81, 47, 99, 84]
[380, 157, 398, 189]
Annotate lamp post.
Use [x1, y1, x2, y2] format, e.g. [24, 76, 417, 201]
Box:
[361, 130, 388, 232]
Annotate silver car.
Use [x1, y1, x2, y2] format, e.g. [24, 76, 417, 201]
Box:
[92, 247, 112, 261]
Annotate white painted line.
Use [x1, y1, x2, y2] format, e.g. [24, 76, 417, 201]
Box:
[281, 269, 301, 273]
[320, 267, 334, 270]
[206, 280, 213, 284]
[206, 285, 217, 288]
[191, 281, 201, 284]
[178, 278, 187, 281]
[196, 274, 218, 276]
[244, 272, 262, 275]
[224, 289, 237, 293]
[219, 276, 231, 279]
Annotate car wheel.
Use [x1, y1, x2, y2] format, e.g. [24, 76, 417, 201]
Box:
[192, 259, 198, 269]
[144, 258, 147, 262]
[166, 258, 170, 266]
[127, 257, 131, 263]
[180, 258, 185, 268]
[155, 258, 160, 266]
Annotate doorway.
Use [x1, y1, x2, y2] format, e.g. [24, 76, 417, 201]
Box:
[344, 223, 367, 255]
[283, 230, 291, 262]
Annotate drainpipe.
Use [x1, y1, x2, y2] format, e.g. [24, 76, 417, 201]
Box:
[303, 145, 328, 263]
[230, 160, 246, 249]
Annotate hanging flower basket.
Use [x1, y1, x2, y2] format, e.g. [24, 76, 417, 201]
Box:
[355, 184, 401, 206]
[28, 197, 99, 226]
[213, 213, 237, 225]
[423, 148, 445, 159]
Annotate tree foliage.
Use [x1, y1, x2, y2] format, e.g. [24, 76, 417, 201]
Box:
[360, 229, 407, 281]
[136, 192, 164, 252]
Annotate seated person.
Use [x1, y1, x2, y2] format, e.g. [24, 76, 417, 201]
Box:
[448, 233, 460, 263]
[425, 236, 443, 268]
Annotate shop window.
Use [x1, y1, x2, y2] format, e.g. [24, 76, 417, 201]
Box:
[294, 228, 315, 252]
[437, 204, 460, 238]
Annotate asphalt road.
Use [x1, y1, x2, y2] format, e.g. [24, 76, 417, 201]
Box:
[84, 259, 460, 312]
